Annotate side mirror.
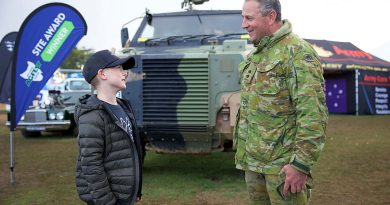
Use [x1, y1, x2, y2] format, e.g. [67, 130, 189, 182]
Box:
[121, 27, 129, 47]
[146, 10, 153, 25]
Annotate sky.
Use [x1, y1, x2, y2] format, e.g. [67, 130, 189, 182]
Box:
[1, 0, 389, 61]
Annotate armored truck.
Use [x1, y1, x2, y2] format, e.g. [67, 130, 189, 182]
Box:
[117, 2, 253, 153]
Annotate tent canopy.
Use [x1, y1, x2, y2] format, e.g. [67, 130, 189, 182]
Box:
[305, 39, 390, 72]
[305, 39, 390, 115]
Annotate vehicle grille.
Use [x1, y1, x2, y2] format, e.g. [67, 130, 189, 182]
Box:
[142, 58, 209, 126]
[24, 110, 47, 122]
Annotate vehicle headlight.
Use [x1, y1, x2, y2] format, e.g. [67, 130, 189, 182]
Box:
[56, 112, 64, 120]
[20, 115, 25, 121]
[48, 113, 56, 120]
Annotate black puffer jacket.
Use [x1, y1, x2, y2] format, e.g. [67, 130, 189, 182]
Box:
[75, 94, 143, 205]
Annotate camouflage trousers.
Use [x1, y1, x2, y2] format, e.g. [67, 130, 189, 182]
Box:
[245, 170, 311, 205]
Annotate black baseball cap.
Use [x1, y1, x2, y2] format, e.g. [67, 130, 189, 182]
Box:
[82, 50, 135, 83]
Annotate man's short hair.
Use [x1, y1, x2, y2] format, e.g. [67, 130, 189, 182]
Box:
[247, 0, 282, 21]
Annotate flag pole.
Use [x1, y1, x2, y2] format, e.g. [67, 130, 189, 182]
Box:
[10, 130, 15, 184]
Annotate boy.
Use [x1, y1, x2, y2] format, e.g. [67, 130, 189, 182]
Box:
[75, 50, 143, 205]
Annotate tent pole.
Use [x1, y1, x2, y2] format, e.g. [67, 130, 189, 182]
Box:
[10, 130, 15, 184]
[355, 69, 359, 116]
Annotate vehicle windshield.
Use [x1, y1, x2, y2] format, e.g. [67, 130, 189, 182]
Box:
[138, 13, 244, 39]
[68, 80, 91, 91]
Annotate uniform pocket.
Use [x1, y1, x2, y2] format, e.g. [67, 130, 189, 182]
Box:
[245, 116, 287, 162]
[246, 60, 292, 116]
[255, 60, 282, 95]
[235, 128, 248, 161]
[234, 111, 249, 162]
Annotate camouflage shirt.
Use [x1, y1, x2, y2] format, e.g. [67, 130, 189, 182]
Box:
[234, 20, 328, 175]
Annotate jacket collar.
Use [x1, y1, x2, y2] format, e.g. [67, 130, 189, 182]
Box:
[255, 19, 292, 52]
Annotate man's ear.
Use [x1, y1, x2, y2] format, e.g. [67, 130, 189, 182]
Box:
[267, 10, 277, 25]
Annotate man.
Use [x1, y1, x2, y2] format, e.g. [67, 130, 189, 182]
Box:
[234, 0, 328, 204]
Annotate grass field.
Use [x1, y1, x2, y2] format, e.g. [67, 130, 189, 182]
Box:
[1, 113, 390, 204]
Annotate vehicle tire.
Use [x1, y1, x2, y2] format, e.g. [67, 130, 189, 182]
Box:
[21, 130, 41, 138]
[65, 123, 78, 136]
[140, 132, 148, 163]
[65, 115, 78, 136]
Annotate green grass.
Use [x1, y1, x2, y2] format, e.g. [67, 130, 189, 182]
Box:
[1, 114, 390, 204]
[141, 152, 248, 204]
[310, 115, 390, 204]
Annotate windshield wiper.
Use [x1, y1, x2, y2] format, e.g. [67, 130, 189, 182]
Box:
[144, 37, 163, 45]
[166, 35, 193, 41]
[215, 33, 248, 38]
[144, 33, 244, 46]
[145, 35, 192, 45]
[182, 34, 217, 41]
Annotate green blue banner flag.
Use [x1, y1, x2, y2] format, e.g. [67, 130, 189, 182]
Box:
[10, 3, 87, 130]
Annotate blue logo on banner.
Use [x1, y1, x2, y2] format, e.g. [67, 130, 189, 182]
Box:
[11, 3, 87, 130]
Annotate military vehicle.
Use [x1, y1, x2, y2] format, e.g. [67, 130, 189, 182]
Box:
[117, 0, 253, 153]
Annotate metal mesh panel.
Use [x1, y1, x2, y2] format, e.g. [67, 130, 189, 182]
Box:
[142, 58, 209, 125]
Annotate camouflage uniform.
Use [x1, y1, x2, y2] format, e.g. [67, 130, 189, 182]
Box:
[234, 20, 328, 204]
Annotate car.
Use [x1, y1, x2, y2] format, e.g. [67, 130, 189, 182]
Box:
[6, 69, 91, 137]
[116, 0, 252, 153]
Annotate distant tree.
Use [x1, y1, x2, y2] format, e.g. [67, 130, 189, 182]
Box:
[60, 47, 93, 69]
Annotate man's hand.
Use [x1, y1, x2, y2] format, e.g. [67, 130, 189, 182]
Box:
[281, 164, 307, 196]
